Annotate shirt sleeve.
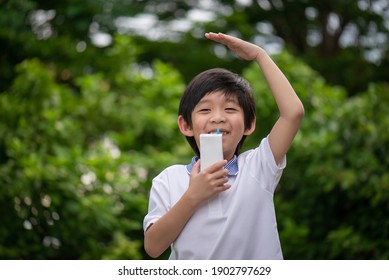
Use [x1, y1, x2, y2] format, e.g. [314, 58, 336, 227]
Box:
[261, 136, 286, 173]
[143, 171, 171, 233]
[244, 136, 286, 194]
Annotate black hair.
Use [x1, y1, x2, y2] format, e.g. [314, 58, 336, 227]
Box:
[178, 68, 256, 156]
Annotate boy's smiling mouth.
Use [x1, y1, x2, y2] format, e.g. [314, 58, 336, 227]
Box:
[207, 129, 229, 135]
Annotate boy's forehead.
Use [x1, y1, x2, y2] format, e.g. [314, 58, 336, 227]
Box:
[198, 91, 239, 103]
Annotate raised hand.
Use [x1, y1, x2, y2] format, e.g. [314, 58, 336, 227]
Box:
[205, 32, 262, 61]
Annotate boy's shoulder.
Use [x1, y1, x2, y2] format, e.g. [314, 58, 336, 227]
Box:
[237, 137, 267, 161]
[163, 163, 188, 171]
[155, 164, 188, 179]
[151, 164, 190, 195]
[237, 137, 286, 172]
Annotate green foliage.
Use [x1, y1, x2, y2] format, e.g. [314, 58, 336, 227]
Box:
[0, 35, 188, 259]
[4, 0, 388, 96]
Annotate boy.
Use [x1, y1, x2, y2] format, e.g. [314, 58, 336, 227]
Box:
[143, 32, 304, 259]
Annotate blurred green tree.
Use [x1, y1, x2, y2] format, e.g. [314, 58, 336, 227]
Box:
[213, 0, 389, 95]
[0, 35, 187, 259]
[1, 0, 388, 94]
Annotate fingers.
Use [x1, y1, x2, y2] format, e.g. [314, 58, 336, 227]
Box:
[203, 162, 228, 181]
[205, 32, 234, 45]
[212, 176, 229, 188]
[202, 159, 227, 173]
[205, 32, 260, 61]
[191, 159, 201, 175]
[204, 32, 223, 43]
[188, 159, 230, 202]
[202, 160, 229, 189]
[217, 184, 231, 192]
[191, 159, 227, 179]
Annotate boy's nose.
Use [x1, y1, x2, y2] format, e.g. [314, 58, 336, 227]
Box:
[210, 111, 226, 123]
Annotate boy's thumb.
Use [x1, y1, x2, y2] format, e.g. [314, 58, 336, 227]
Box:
[192, 159, 201, 174]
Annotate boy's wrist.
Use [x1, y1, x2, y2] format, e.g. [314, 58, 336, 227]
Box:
[182, 190, 203, 210]
[254, 47, 267, 62]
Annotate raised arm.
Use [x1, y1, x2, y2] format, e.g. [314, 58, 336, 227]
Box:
[205, 32, 304, 164]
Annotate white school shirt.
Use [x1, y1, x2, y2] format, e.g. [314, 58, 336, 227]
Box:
[143, 137, 286, 260]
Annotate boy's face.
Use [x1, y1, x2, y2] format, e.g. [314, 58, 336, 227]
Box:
[178, 91, 255, 161]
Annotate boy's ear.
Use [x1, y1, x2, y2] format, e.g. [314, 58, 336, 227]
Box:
[244, 118, 256, 136]
[178, 115, 194, 137]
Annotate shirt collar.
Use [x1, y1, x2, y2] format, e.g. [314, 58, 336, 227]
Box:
[186, 155, 238, 176]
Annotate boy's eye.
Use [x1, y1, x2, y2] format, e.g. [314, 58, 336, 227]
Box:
[225, 107, 238, 111]
[198, 108, 210, 113]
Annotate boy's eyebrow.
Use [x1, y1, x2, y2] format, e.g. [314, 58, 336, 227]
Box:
[225, 97, 239, 103]
[197, 96, 239, 105]
[195, 99, 211, 107]
[197, 98, 211, 104]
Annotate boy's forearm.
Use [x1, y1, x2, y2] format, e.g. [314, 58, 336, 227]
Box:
[255, 48, 304, 164]
[144, 192, 199, 258]
[255, 48, 304, 119]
